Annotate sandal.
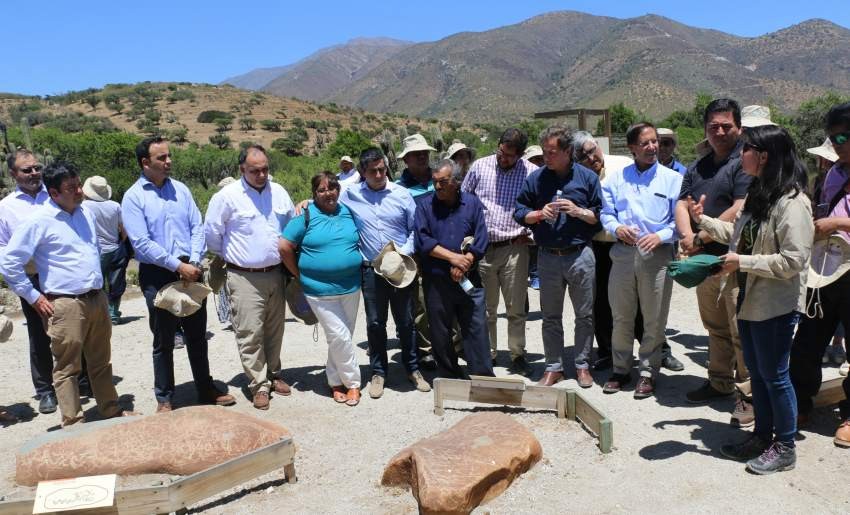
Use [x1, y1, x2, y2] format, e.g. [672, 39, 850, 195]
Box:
[332, 385, 347, 403]
[345, 388, 361, 407]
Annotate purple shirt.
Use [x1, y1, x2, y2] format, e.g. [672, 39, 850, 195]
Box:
[821, 164, 850, 244]
[461, 154, 537, 242]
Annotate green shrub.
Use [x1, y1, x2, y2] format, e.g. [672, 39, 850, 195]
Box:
[197, 110, 233, 123]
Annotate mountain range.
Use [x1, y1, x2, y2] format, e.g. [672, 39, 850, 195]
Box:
[223, 12, 850, 120]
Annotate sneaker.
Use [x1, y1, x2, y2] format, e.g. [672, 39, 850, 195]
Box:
[509, 355, 532, 376]
[731, 392, 755, 427]
[38, 393, 58, 414]
[720, 433, 771, 462]
[174, 333, 185, 349]
[661, 354, 684, 372]
[840, 361, 849, 377]
[746, 441, 796, 475]
[686, 381, 733, 404]
[408, 370, 432, 392]
[369, 375, 385, 399]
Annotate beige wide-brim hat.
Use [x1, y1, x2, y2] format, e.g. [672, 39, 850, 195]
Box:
[446, 141, 475, 161]
[522, 145, 543, 160]
[398, 134, 436, 159]
[373, 241, 417, 288]
[741, 105, 775, 128]
[340, 155, 354, 164]
[0, 315, 12, 343]
[217, 176, 236, 189]
[154, 281, 212, 317]
[82, 176, 112, 202]
[807, 138, 839, 163]
[807, 236, 850, 289]
[656, 128, 678, 143]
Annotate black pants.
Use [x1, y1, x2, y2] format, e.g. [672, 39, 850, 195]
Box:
[423, 274, 494, 379]
[790, 271, 850, 418]
[139, 263, 213, 403]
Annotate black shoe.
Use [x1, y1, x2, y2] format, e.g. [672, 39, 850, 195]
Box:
[78, 382, 93, 398]
[509, 355, 532, 376]
[661, 355, 684, 372]
[419, 354, 437, 370]
[38, 393, 58, 414]
[593, 356, 612, 371]
[720, 433, 771, 462]
[686, 381, 733, 404]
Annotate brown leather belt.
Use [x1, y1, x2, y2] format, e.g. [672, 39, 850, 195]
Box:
[226, 262, 281, 273]
[45, 289, 100, 301]
[541, 245, 584, 256]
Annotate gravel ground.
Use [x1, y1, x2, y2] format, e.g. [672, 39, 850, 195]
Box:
[0, 284, 848, 514]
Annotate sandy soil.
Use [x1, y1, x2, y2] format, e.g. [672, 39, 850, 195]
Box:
[0, 284, 848, 514]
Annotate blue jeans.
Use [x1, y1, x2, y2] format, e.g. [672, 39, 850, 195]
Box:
[738, 311, 800, 445]
[361, 266, 418, 377]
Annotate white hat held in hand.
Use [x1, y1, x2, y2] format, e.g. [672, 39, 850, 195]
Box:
[373, 241, 417, 288]
[154, 281, 213, 317]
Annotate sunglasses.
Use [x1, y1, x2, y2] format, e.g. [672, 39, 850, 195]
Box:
[17, 164, 43, 174]
[829, 131, 850, 146]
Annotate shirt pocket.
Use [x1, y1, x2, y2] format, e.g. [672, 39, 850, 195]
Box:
[644, 192, 672, 224]
[230, 211, 256, 232]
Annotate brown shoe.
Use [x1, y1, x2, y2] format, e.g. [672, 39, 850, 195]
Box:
[345, 388, 361, 407]
[834, 419, 850, 448]
[156, 401, 172, 413]
[201, 385, 236, 406]
[273, 378, 292, 396]
[253, 390, 270, 410]
[331, 385, 347, 403]
[603, 373, 631, 394]
[576, 368, 593, 388]
[537, 370, 564, 387]
[634, 377, 655, 399]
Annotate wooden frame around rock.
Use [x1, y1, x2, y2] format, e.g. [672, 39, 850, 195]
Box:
[0, 437, 296, 515]
[433, 376, 613, 453]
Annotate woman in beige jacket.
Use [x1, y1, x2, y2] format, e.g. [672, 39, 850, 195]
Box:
[687, 124, 813, 475]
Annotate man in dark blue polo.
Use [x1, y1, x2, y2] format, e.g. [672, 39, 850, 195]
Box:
[414, 159, 494, 379]
[515, 126, 602, 388]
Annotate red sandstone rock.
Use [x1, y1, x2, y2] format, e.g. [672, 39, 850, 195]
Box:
[16, 406, 291, 486]
[382, 412, 542, 514]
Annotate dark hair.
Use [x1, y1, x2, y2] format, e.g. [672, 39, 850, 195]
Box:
[135, 136, 165, 169]
[499, 128, 528, 154]
[741, 125, 807, 223]
[310, 171, 340, 197]
[42, 161, 79, 192]
[6, 148, 34, 171]
[238, 144, 268, 165]
[538, 126, 573, 151]
[625, 122, 656, 146]
[359, 147, 384, 172]
[825, 102, 850, 131]
[703, 98, 742, 128]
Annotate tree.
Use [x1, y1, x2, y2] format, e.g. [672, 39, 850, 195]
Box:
[239, 117, 256, 131]
[598, 102, 638, 134]
[84, 95, 100, 111]
[197, 110, 232, 123]
[209, 134, 231, 149]
[325, 129, 372, 159]
[215, 118, 232, 134]
[260, 119, 282, 132]
[790, 92, 850, 152]
[169, 127, 189, 145]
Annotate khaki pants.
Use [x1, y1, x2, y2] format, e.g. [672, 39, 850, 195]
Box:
[479, 244, 529, 360]
[227, 269, 286, 394]
[696, 274, 749, 393]
[46, 290, 119, 426]
[609, 243, 674, 378]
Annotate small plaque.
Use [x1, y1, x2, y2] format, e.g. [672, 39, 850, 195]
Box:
[33, 474, 116, 513]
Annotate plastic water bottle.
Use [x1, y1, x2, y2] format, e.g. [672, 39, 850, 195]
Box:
[459, 276, 474, 294]
[546, 189, 563, 225]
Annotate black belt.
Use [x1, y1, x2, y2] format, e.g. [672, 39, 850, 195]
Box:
[541, 244, 584, 256]
[226, 262, 281, 273]
[488, 236, 525, 249]
[45, 289, 100, 301]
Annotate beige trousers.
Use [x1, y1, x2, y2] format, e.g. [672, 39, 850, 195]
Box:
[46, 290, 119, 426]
[696, 274, 749, 393]
[478, 244, 529, 360]
[227, 269, 286, 394]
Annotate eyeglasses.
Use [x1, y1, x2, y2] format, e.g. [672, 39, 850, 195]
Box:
[707, 123, 736, 133]
[829, 131, 850, 147]
[17, 164, 43, 174]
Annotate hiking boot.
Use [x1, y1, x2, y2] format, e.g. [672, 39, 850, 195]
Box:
[686, 381, 733, 404]
[408, 371, 431, 392]
[661, 354, 684, 372]
[731, 391, 755, 427]
[509, 355, 532, 376]
[746, 441, 796, 475]
[720, 433, 771, 461]
[369, 375, 385, 399]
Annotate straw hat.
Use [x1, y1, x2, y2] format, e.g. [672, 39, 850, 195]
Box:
[446, 141, 475, 161]
[373, 241, 417, 288]
[340, 155, 354, 164]
[398, 134, 436, 159]
[807, 236, 850, 289]
[656, 128, 678, 143]
[741, 105, 775, 128]
[807, 138, 839, 163]
[0, 315, 12, 343]
[217, 176, 236, 189]
[522, 145, 543, 160]
[153, 281, 212, 317]
[82, 176, 112, 202]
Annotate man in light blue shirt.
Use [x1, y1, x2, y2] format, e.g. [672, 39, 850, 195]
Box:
[600, 122, 682, 399]
[340, 147, 430, 398]
[122, 136, 234, 412]
[0, 162, 132, 426]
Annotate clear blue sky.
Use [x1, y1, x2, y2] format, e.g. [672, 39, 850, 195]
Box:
[6, 0, 848, 96]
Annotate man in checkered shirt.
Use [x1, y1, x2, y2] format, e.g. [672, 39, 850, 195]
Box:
[461, 128, 537, 375]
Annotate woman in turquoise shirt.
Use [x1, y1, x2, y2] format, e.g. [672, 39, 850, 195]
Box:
[280, 172, 363, 406]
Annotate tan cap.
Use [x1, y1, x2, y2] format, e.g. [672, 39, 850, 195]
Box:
[656, 128, 677, 143]
[522, 145, 543, 160]
[398, 134, 436, 159]
[340, 155, 354, 164]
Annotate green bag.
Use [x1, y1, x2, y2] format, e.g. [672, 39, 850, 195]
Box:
[667, 254, 723, 288]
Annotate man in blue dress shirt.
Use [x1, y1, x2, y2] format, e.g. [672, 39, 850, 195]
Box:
[0, 162, 133, 426]
[600, 122, 683, 399]
[122, 136, 235, 412]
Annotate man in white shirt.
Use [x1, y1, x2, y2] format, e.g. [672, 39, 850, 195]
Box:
[337, 155, 357, 181]
[204, 145, 295, 410]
